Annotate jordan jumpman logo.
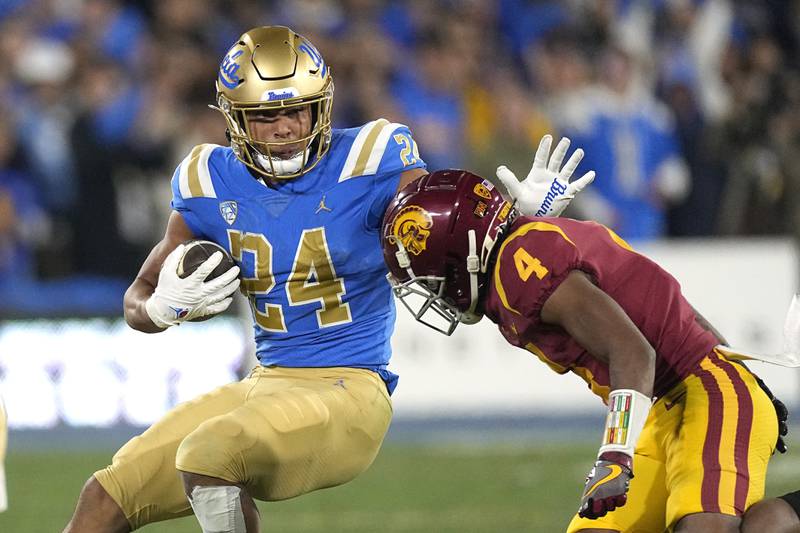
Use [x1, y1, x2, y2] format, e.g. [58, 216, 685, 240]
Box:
[316, 195, 332, 214]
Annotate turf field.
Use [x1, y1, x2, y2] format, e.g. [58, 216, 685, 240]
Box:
[2, 433, 799, 532]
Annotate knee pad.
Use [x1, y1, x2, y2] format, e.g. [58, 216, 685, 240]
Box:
[189, 485, 246, 533]
[779, 490, 800, 521]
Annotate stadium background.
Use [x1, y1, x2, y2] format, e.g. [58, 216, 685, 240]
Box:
[1, 0, 799, 531]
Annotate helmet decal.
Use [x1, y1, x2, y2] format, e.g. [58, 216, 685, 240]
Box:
[261, 87, 300, 100]
[498, 202, 512, 222]
[298, 42, 326, 76]
[473, 182, 492, 200]
[219, 49, 244, 89]
[388, 205, 433, 256]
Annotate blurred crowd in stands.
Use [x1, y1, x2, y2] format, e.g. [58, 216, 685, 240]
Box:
[1, 0, 799, 315]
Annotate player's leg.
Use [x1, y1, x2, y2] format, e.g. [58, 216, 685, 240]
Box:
[180, 472, 259, 533]
[666, 352, 776, 532]
[63, 377, 253, 531]
[176, 366, 392, 520]
[741, 491, 800, 533]
[673, 512, 740, 532]
[63, 477, 130, 533]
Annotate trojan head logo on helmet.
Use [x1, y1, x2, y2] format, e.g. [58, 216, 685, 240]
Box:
[213, 26, 334, 179]
[388, 206, 434, 256]
[381, 170, 516, 335]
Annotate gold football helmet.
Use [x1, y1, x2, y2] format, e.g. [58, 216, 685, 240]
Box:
[214, 26, 333, 179]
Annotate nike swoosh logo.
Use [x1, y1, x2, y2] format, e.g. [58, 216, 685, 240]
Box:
[584, 464, 622, 497]
[664, 391, 687, 411]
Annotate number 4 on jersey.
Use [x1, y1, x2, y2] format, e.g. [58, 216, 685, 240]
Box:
[513, 247, 548, 282]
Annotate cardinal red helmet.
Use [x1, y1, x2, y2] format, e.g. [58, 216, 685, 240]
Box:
[381, 169, 516, 335]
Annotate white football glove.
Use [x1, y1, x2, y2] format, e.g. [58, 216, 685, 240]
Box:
[145, 244, 241, 329]
[496, 135, 596, 217]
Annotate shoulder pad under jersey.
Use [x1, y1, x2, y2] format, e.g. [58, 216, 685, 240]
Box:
[336, 118, 424, 183]
[171, 143, 225, 204]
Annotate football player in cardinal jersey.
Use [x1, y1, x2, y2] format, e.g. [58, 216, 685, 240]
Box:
[63, 27, 594, 533]
[381, 170, 792, 533]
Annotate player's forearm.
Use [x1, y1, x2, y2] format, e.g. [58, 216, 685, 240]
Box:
[124, 278, 165, 333]
[608, 343, 656, 398]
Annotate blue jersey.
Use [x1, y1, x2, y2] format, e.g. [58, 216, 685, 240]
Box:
[170, 119, 425, 393]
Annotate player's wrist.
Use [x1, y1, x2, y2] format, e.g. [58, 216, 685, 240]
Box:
[145, 293, 180, 329]
[597, 450, 633, 472]
[598, 389, 652, 458]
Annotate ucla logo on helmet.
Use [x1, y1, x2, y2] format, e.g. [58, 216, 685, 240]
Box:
[388, 205, 433, 256]
[219, 49, 244, 89]
[298, 42, 326, 77]
[219, 201, 238, 225]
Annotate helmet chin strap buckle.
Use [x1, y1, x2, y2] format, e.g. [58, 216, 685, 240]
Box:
[396, 249, 411, 269]
[464, 230, 482, 323]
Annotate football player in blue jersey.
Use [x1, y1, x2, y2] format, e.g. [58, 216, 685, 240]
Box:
[63, 26, 594, 533]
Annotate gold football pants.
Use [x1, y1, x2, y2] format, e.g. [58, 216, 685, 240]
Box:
[95, 366, 392, 529]
[568, 350, 777, 533]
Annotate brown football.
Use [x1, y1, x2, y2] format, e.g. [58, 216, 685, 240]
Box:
[177, 240, 236, 281]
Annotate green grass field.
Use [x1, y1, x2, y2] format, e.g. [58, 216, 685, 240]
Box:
[2, 437, 799, 532]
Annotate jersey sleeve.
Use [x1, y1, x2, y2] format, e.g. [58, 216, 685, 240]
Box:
[492, 220, 582, 322]
[169, 144, 221, 237]
[335, 119, 427, 231]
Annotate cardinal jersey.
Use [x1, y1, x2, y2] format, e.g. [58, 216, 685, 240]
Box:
[484, 216, 718, 400]
[170, 119, 425, 393]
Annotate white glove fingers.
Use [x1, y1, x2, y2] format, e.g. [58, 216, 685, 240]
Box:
[204, 297, 233, 317]
[205, 265, 240, 290]
[560, 148, 584, 180]
[496, 166, 522, 198]
[533, 134, 553, 169]
[191, 251, 225, 280]
[548, 137, 571, 173]
[566, 171, 596, 194]
[206, 276, 241, 300]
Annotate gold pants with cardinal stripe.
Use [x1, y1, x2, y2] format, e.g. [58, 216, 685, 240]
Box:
[95, 366, 392, 530]
[567, 349, 777, 533]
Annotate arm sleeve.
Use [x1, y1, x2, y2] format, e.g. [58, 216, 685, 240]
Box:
[493, 223, 582, 322]
[169, 160, 204, 238]
[364, 125, 427, 231]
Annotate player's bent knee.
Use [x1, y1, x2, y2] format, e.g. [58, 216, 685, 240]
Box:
[188, 485, 247, 533]
[177, 418, 250, 483]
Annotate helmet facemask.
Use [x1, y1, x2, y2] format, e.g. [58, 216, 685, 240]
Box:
[387, 224, 501, 336]
[215, 81, 333, 179]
